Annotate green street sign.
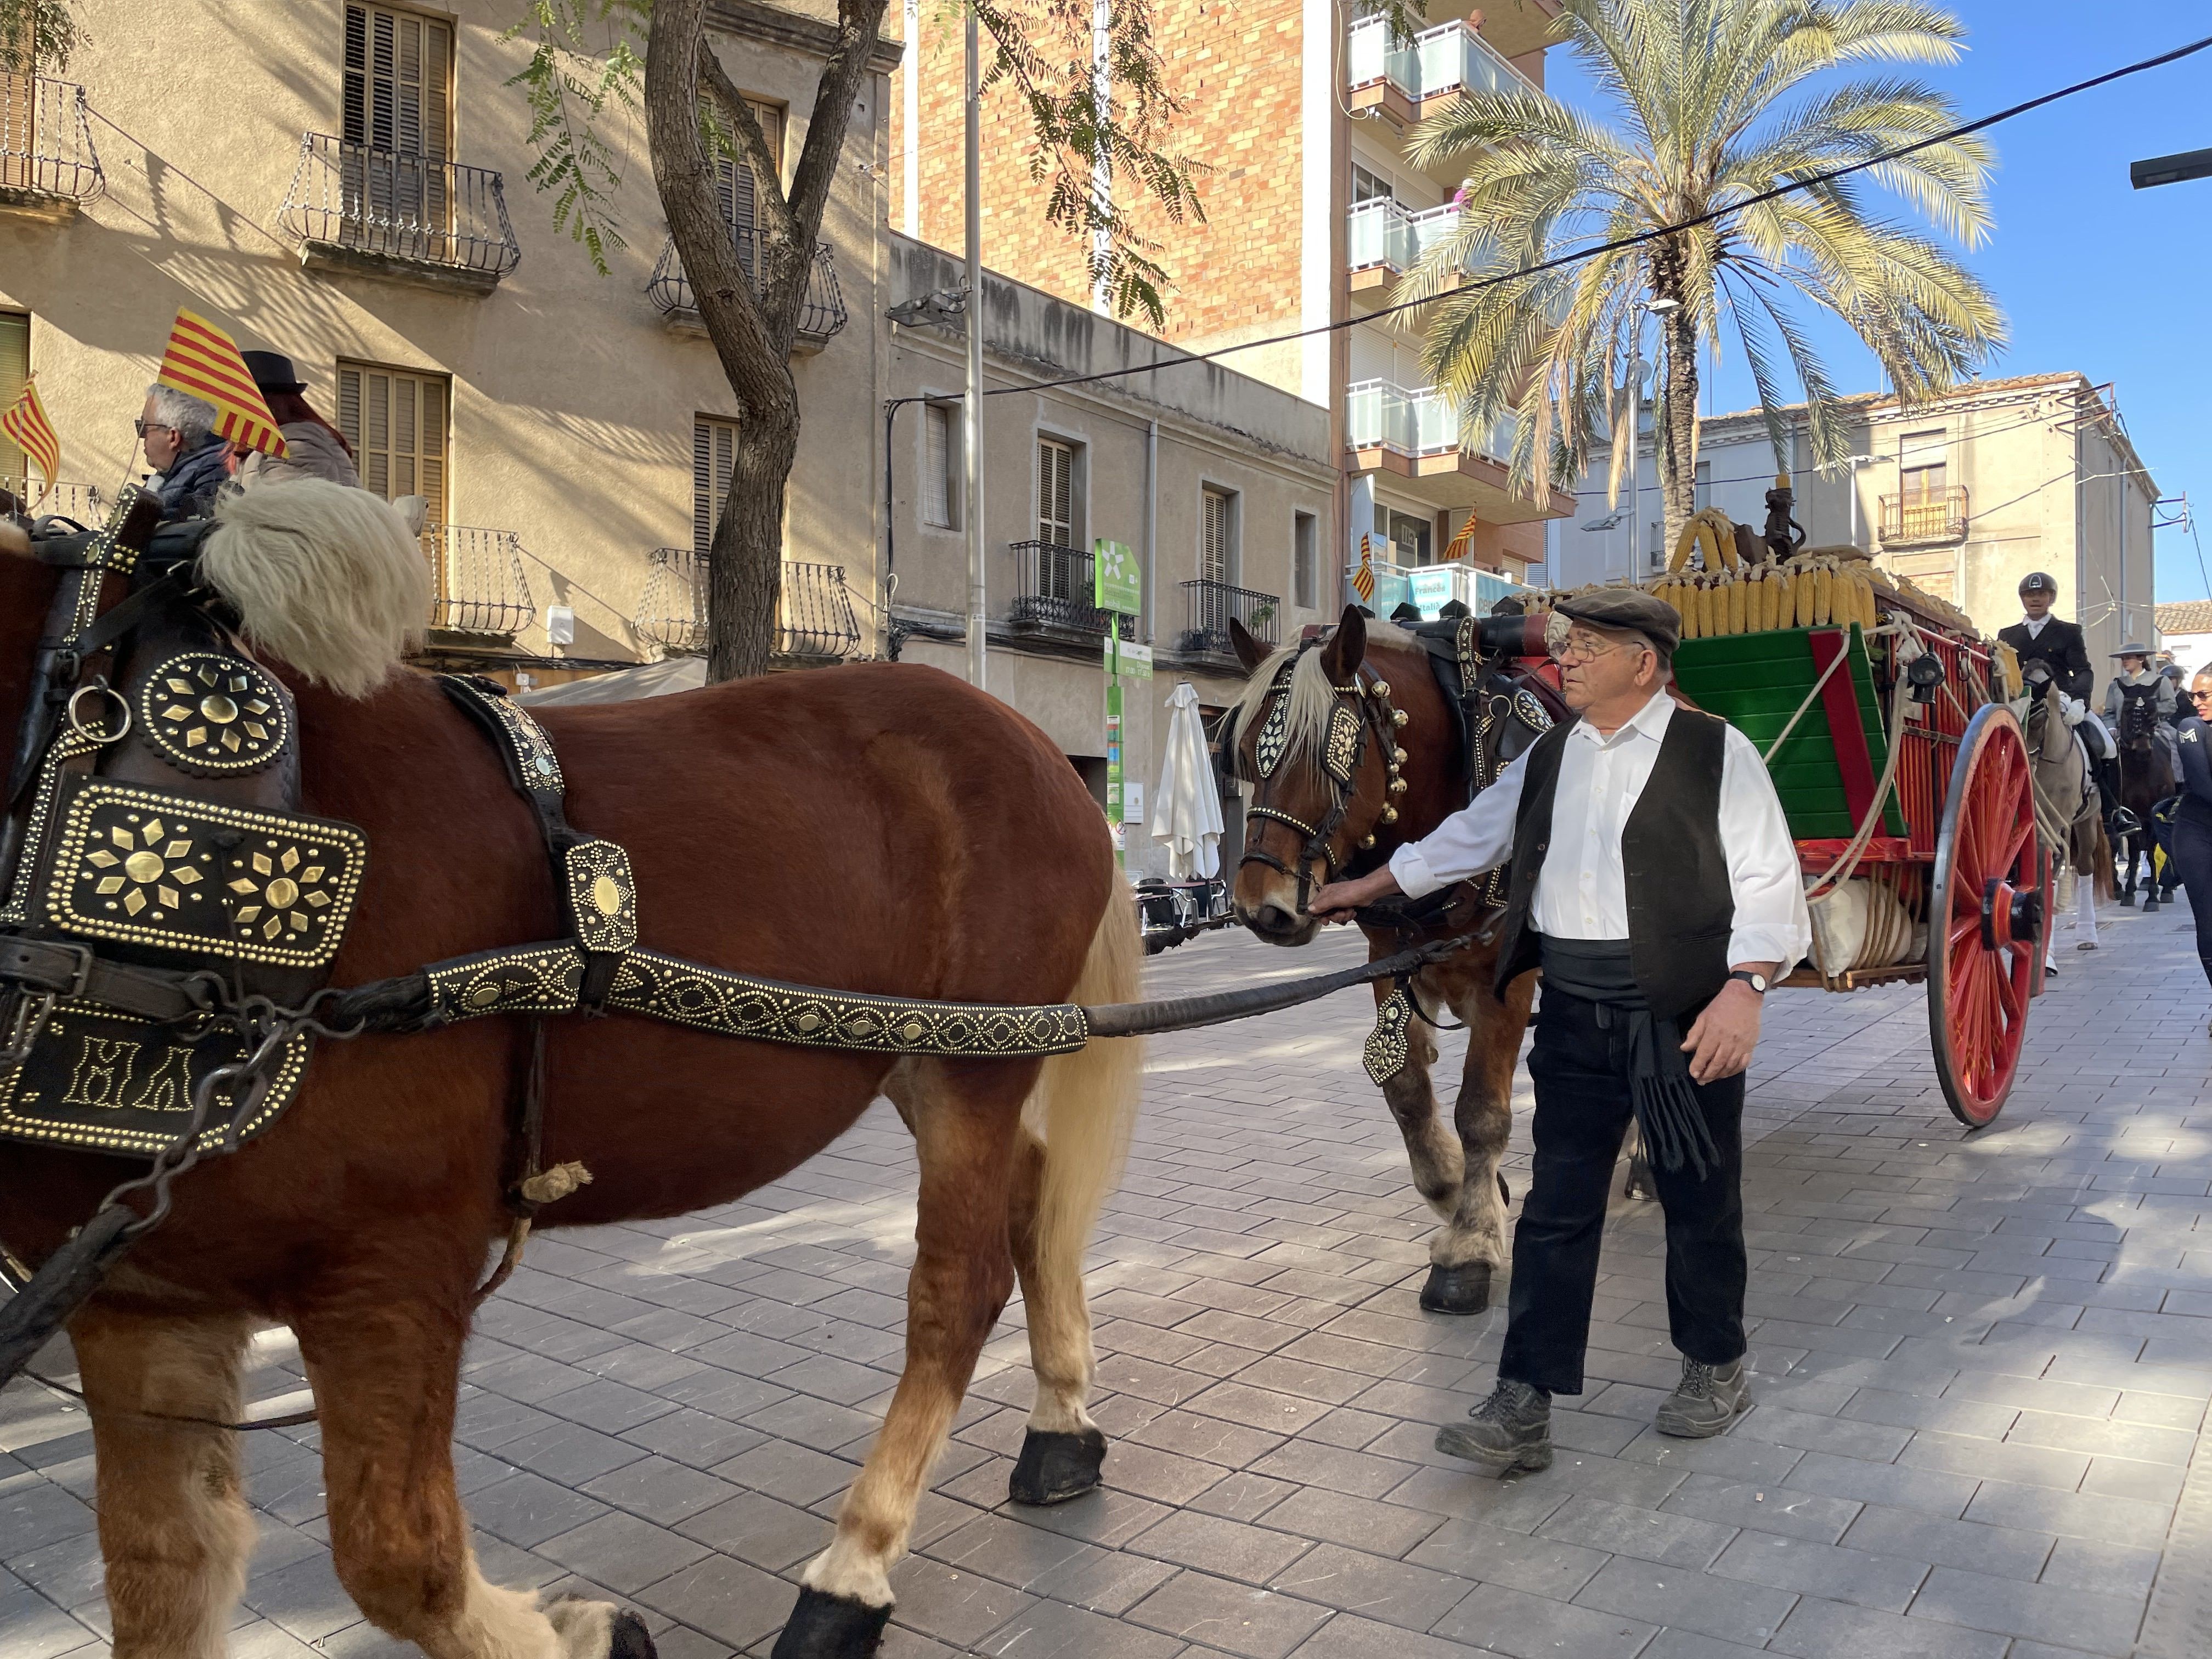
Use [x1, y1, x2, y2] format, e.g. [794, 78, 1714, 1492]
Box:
[1093, 539, 1141, 616]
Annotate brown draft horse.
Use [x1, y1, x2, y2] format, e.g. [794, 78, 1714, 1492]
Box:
[1224, 607, 1533, 1315]
[0, 493, 1143, 1659]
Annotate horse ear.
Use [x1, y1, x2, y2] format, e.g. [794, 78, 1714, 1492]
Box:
[1321, 606, 1367, 684]
[1228, 616, 1271, 675]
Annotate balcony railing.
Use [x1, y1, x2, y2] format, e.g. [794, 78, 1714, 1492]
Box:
[0, 75, 103, 208]
[1179, 580, 1280, 660]
[1346, 380, 1514, 464]
[635, 548, 862, 661]
[428, 526, 535, 637]
[1880, 486, 1968, 544]
[1346, 16, 1539, 103]
[1007, 540, 1136, 639]
[1346, 199, 1462, 275]
[648, 232, 848, 348]
[278, 133, 520, 286]
[2, 478, 101, 524]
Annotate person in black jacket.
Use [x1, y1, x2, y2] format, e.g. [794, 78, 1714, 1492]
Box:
[2170, 673, 2212, 1024]
[1997, 572, 2093, 702]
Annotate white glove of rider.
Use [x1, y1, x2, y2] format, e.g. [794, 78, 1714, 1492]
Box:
[2057, 693, 2085, 726]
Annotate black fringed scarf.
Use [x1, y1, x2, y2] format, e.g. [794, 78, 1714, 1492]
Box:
[1538, 936, 1719, 1178]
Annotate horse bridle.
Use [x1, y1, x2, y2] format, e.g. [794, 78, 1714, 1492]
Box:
[1237, 651, 1407, 915]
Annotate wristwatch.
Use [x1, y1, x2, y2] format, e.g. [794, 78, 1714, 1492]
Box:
[1728, 970, 1769, 995]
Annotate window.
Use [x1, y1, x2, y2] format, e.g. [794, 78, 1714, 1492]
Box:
[1694, 458, 1712, 512]
[1038, 437, 1077, 546]
[1294, 511, 1317, 608]
[1387, 507, 1431, 566]
[1351, 164, 1395, 204]
[0, 311, 25, 489]
[693, 416, 739, 557]
[922, 401, 959, 529]
[1, 14, 34, 193]
[343, 5, 450, 159]
[715, 98, 785, 272]
[1201, 487, 1238, 585]
[1899, 428, 1947, 503]
[337, 360, 448, 528]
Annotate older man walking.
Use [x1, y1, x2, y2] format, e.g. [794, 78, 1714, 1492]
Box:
[1312, 590, 1809, 1472]
[136, 384, 228, 520]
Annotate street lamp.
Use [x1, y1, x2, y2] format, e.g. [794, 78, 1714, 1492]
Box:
[1623, 297, 1680, 580]
[2131, 146, 2212, 189]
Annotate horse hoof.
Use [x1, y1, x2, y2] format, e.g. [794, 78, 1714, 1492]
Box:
[2120, 893, 2136, 908]
[547, 1598, 659, 1659]
[1010, 1426, 1107, 1505]
[2146, 899, 2161, 913]
[608, 1611, 658, 1659]
[770, 1589, 892, 1659]
[1419, 1261, 1493, 1314]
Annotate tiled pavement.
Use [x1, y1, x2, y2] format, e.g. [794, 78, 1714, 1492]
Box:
[5, 902, 2212, 1659]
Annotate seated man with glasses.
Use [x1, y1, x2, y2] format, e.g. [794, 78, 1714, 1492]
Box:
[1310, 589, 1809, 1472]
[136, 384, 229, 521]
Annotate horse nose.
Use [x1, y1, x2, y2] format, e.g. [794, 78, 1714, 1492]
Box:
[1252, 903, 1301, 937]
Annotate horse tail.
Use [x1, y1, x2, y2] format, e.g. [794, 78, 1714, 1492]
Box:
[1027, 890, 1146, 1284]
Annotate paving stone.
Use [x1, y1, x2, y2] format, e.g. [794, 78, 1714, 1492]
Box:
[1572, 1554, 1798, 1645]
[1835, 1502, 2053, 1581]
[1532, 1493, 1737, 1568]
[1709, 1528, 1927, 1613]
[1125, 1570, 1332, 1659]
[1767, 1594, 2010, 1658]
[1126, 1509, 1311, 1587]
[1430, 1579, 1657, 1659]
[1661, 1473, 1862, 1543]
[634, 1554, 794, 1651]
[1267, 1541, 1476, 1630]
[1908, 1564, 2143, 1654]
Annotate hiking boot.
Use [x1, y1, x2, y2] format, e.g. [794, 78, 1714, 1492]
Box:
[1655, 1357, 1752, 1438]
[1435, 1378, 1552, 1474]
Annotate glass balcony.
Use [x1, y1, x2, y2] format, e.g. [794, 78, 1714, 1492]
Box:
[1345, 15, 1420, 98]
[1346, 15, 1540, 107]
[1347, 200, 1462, 275]
[1347, 381, 1516, 465]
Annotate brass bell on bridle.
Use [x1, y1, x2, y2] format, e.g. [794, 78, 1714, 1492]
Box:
[1380, 805, 1399, 824]
[1358, 833, 1376, 848]
[1388, 777, 1408, 795]
[1392, 709, 1409, 729]
[1369, 681, 1391, 699]
[1392, 747, 1408, 765]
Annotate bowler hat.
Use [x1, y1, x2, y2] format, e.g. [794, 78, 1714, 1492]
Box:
[240, 351, 306, 394]
[1555, 588, 1680, 657]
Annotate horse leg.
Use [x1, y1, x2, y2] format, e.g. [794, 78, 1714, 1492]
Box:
[74, 1306, 257, 1659]
[296, 1289, 652, 1659]
[780, 1056, 1032, 1657]
[1374, 967, 1464, 1221]
[1419, 962, 1535, 1316]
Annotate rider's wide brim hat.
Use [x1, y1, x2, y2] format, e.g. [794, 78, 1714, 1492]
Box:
[2112, 642, 2154, 657]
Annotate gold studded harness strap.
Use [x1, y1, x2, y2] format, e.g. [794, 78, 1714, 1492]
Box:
[435, 676, 637, 1011]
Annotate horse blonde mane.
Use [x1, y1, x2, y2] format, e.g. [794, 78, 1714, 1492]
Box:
[1224, 619, 1414, 777]
[198, 481, 431, 699]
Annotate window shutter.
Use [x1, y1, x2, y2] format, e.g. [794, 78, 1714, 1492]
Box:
[1038, 439, 1074, 545]
[923, 404, 951, 528]
[337, 358, 449, 529]
[1201, 489, 1228, 584]
[0, 311, 26, 488]
[693, 417, 738, 557]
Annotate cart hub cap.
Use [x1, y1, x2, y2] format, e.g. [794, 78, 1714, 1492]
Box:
[1980, 878, 2042, 952]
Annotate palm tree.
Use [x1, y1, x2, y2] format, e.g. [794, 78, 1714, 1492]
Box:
[1404, 0, 2006, 558]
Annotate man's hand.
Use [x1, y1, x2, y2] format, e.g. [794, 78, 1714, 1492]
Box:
[1680, 977, 1765, 1084]
[1308, 868, 1401, 923]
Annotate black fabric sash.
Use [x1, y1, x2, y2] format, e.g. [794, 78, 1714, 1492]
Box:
[1538, 935, 1718, 1178]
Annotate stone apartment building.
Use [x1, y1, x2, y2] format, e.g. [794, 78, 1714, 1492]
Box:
[0, 0, 1334, 871]
[1550, 373, 2162, 663]
[888, 0, 1571, 617]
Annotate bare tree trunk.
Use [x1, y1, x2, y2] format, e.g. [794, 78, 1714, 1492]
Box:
[645, 0, 885, 680]
[1649, 250, 1700, 562]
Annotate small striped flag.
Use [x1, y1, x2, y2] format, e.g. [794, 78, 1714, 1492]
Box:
[1352, 534, 1375, 603]
[155, 309, 289, 459]
[1441, 514, 1476, 566]
[1, 380, 60, 504]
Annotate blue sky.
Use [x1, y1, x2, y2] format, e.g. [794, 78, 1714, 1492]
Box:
[1542, 1, 2212, 602]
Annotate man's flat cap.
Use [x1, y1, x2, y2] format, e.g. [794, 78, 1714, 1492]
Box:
[1555, 588, 1680, 656]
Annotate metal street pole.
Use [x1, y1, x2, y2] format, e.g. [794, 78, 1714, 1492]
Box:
[963, 5, 988, 690]
[1625, 329, 1640, 582]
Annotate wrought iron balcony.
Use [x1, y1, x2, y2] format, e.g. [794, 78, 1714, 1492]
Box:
[0, 75, 103, 216]
[647, 232, 847, 351]
[2, 477, 101, 524]
[1880, 486, 1968, 545]
[427, 526, 535, 638]
[1007, 540, 1136, 640]
[1178, 580, 1280, 661]
[635, 548, 862, 661]
[278, 133, 520, 294]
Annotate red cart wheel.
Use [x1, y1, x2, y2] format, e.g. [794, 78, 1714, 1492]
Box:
[1927, 704, 2046, 1126]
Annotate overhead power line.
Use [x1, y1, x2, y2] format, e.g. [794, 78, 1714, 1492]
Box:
[929, 27, 2212, 402]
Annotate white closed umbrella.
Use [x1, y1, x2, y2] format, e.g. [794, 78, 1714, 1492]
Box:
[1153, 680, 1225, 879]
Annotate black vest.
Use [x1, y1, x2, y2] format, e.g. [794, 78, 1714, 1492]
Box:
[1496, 706, 1735, 1021]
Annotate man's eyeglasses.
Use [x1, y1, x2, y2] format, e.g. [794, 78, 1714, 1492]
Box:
[132, 419, 176, 440]
[1551, 630, 1645, 667]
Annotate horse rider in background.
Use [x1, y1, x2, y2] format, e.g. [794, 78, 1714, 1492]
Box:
[2106, 644, 2182, 778]
[2000, 573, 2119, 820]
[2170, 673, 2212, 1026]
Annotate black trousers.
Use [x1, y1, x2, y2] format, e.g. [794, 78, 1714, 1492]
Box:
[1499, 988, 1747, 1396]
[2173, 810, 2212, 989]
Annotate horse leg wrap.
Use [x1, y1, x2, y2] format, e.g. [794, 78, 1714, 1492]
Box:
[1009, 1426, 1108, 1505]
[1419, 1261, 1493, 1314]
[770, 1589, 892, 1659]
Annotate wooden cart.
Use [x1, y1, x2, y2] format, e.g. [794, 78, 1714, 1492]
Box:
[1671, 610, 2048, 1127]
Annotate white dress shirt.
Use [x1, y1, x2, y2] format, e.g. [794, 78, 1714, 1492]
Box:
[2022, 614, 2049, 638]
[1388, 691, 1813, 968]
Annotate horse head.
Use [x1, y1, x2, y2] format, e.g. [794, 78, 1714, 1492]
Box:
[1224, 606, 1456, 945]
[2117, 683, 2160, 750]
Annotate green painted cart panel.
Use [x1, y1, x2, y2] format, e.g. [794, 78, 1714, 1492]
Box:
[1670, 625, 1906, 840]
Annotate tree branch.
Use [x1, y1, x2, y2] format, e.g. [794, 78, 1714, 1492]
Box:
[696, 37, 800, 247]
[783, 0, 885, 252]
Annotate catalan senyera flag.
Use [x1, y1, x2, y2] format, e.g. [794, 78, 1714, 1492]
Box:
[1351, 533, 1376, 603]
[1441, 514, 1476, 566]
[1, 380, 60, 504]
[155, 309, 289, 459]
